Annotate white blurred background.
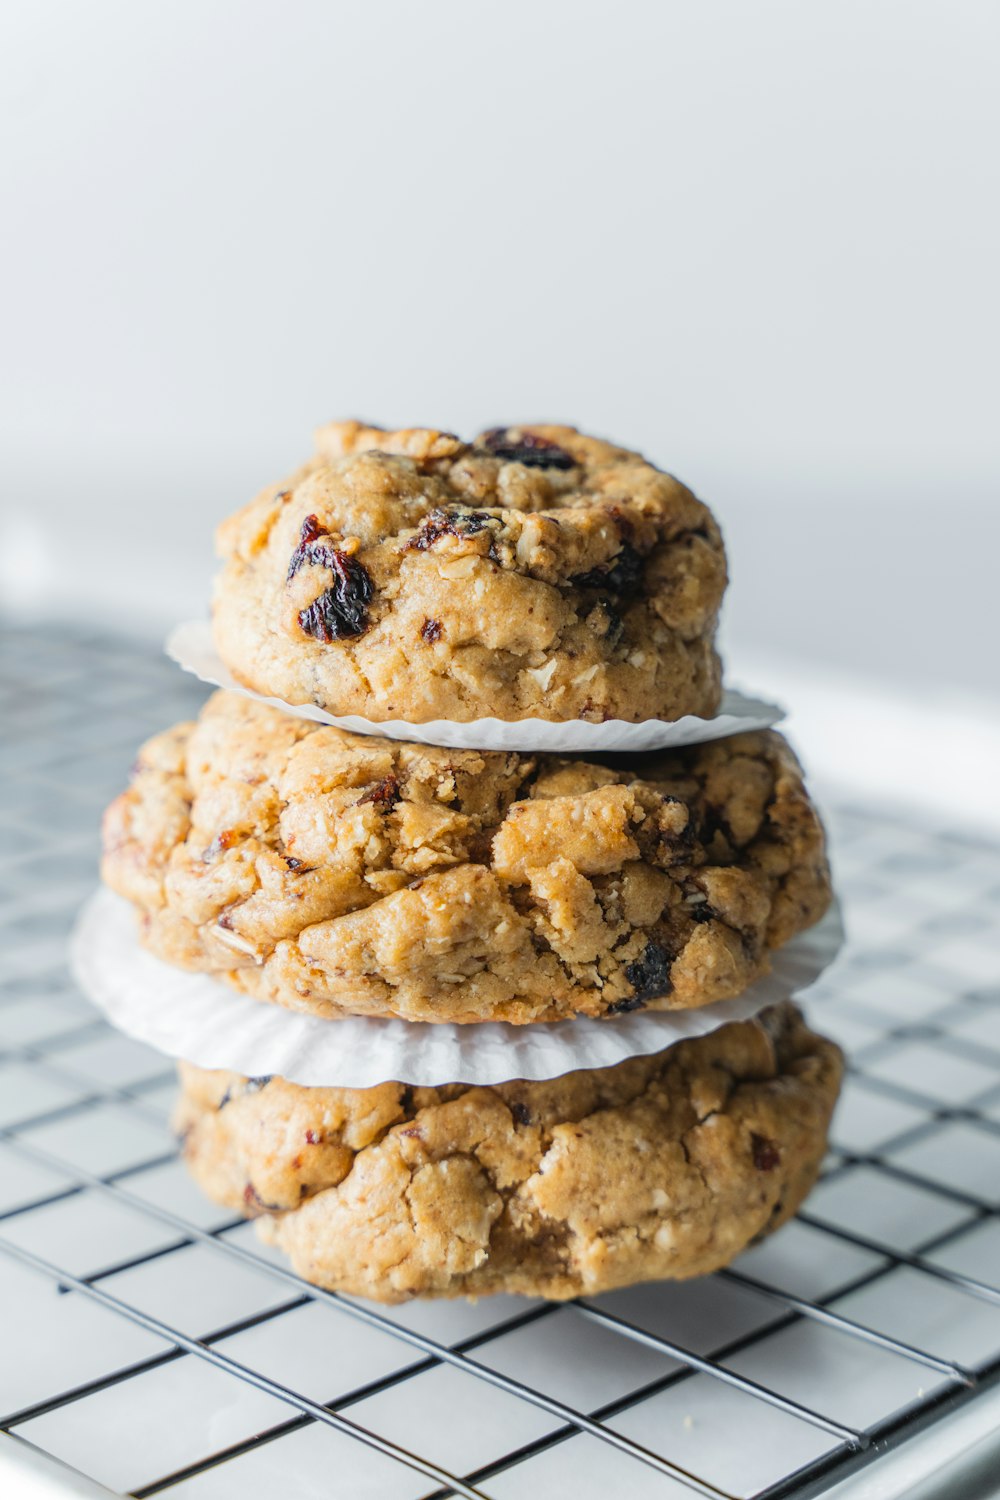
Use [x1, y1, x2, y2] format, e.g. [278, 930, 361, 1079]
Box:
[2, 1, 998, 815]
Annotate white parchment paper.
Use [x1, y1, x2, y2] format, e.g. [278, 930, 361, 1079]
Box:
[72, 888, 844, 1088]
[167, 619, 784, 753]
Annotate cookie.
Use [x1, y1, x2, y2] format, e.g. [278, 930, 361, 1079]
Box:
[212, 422, 727, 724]
[174, 1003, 842, 1302]
[102, 691, 831, 1024]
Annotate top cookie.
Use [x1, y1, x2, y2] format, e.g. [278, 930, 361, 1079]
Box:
[213, 422, 727, 723]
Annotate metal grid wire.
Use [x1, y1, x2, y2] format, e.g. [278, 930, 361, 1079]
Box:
[1, 619, 999, 1500]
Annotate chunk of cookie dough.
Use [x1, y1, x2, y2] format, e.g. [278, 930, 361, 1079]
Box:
[212, 422, 727, 723]
[102, 691, 831, 1023]
[174, 1003, 843, 1302]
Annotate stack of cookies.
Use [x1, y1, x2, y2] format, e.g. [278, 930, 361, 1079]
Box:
[100, 422, 842, 1304]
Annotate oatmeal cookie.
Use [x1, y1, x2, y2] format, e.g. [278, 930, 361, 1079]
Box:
[102, 691, 831, 1023]
[175, 1003, 842, 1302]
[212, 422, 727, 723]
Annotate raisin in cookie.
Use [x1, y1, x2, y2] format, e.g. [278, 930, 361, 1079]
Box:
[212, 422, 726, 723]
[175, 1003, 842, 1302]
[102, 691, 831, 1024]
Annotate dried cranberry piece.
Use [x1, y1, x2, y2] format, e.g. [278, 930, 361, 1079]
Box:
[407, 507, 505, 565]
[606, 994, 647, 1015]
[283, 855, 316, 874]
[421, 617, 443, 643]
[481, 428, 576, 470]
[288, 515, 374, 641]
[623, 941, 672, 1004]
[286, 514, 326, 580]
[408, 507, 495, 551]
[751, 1134, 781, 1171]
[304, 1129, 320, 1145]
[203, 829, 237, 861]
[571, 541, 644, 596]
[297, 556, 374, 641]
[358, 775, 400, 808]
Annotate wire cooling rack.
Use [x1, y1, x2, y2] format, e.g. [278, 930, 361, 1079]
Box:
[1, 620, 999, 1500]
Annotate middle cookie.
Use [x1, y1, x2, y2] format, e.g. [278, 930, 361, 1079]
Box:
[102, 691, 831, 1024]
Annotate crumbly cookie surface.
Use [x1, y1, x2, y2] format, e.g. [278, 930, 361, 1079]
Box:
[212, 422, 727, 723]
[175, 1004, 842, 1302]
[102, 691, 831, 1024]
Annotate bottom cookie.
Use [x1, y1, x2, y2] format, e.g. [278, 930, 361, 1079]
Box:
[175, 1002, 842, 1303]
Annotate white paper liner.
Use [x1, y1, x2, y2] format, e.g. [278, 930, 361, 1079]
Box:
[72, 888, 844, 1089]
[166, 619, 784, 753]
